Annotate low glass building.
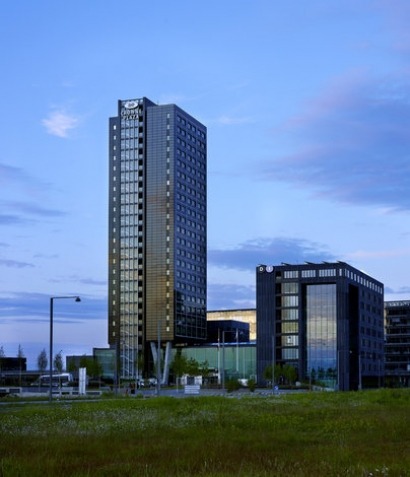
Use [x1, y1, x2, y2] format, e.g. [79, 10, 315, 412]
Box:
[173, 342, 256, 384]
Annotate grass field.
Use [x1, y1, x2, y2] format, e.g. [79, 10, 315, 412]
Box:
[0, 389, 409, 476]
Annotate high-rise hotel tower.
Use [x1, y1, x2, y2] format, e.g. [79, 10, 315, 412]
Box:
[108, 97, 207, 380]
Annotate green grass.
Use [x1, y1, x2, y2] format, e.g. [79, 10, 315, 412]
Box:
[1, 389, 409, 476]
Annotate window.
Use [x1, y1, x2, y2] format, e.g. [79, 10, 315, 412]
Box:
[282, 309, 298, 320]
[282, 295, 298, 307]
[282, 348, 298, 359]
[282, 282, 298, 294]
[282, 335, 299, 346]
[319, 269, 336, 277]
[302, 270, 316, 278]
[306, 284, 337, 386]
[282, 322, 298, 333]
[284, 270, 298, 278]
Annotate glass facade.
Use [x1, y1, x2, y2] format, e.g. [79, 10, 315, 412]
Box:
[108, 98, 207, 379]
[306, 284, 337, 388]
[174, 345, 256, 382]
[145, 106, 207, 343]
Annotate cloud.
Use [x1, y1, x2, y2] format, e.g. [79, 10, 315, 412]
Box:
[215, 115, 254, 125]
[0, 163, 28, 185]
[0, 292, 106, 324]
[384, 285, 410, 298]
[0, 259, 34, 268]
[1, 201, 66, 218]
[207, 283, 255, 311]
[0, 213, 30, 225]
[346, 247, 410, 260]
[206, 237, 337, 309]
[260, 71, 410, 212]
[0, 164, 61, 227]
[0, 202, 66, 226]
[208, 237, 335, 272]
[0, 201, 67, 225]
[78, 278, 107, 286]
[42, 110, 79, 138]
[49, 275, 107, 287]
[0, 163, 41, 192]
[0, 162, 50, 201]
[33, 253, 59, 259]
[376, 0, 410, 54]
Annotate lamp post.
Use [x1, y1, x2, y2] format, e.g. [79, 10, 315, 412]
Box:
[49, 296, 81, 402]
[272, 335, 275, 394]
[221, 330, 225, 392]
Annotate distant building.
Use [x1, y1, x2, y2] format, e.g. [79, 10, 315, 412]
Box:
[206, 319, 250, 343]
[0, 357, 27, 386]
[93, 348, 116, 382]
[385, 301, 410, 387]
[207, 309, 256, 341]
[256, 262, 384, 391]
[0, 357, 26, 372]
[108, 97, 207, 380]
[65, 355, 93, 381]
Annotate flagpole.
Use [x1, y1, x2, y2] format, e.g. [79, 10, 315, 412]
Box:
[236, 328, 239, 373]
[217, 328, 221, 385]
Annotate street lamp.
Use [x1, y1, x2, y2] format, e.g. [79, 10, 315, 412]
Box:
[49, 296, 81, 402]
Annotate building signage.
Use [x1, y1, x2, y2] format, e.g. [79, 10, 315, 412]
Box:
[124, 100, 138, 109]
[257, 265, 274, 273]
[121, 99, 141, 119]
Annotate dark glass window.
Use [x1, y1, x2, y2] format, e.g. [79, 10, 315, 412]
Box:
[306, 284, 337, 387]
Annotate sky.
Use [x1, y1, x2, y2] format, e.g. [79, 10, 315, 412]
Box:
[1, 0, 410, 369]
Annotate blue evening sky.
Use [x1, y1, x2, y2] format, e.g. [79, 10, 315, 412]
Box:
[1, 0, 410, 368]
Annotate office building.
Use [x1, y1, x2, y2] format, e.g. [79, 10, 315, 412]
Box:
[385, 301, 410, 387]
[256, 262, 384, 390]
[206, 320, 250, 344]
[207, 309, 256, 341]
[108, 97, 207, 380]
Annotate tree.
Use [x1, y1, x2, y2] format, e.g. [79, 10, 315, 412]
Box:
[263, 363, 282, 386]
[37, 348, 48, 373]
[186, 357, 200, 377]
[91, 358, 103, 384]
[17, 344, 24, 359]
[54, 351, 64, 373]
[263, 364, 273, 383]
[282, 364, 297, 385]
[79, 355, 91, 369]
[67, 359, 78, 374]
[200, 360, 211, 387]
[77, 355, 103, 387]
[0, 346, 5, 385]
[82, 356, 102, 381]
[135, 351, 144, 380]
[17, 344, 25, 386]
[171, 352, 188, 389]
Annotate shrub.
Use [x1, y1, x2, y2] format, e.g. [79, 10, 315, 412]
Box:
[226, 378, 240, 392]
